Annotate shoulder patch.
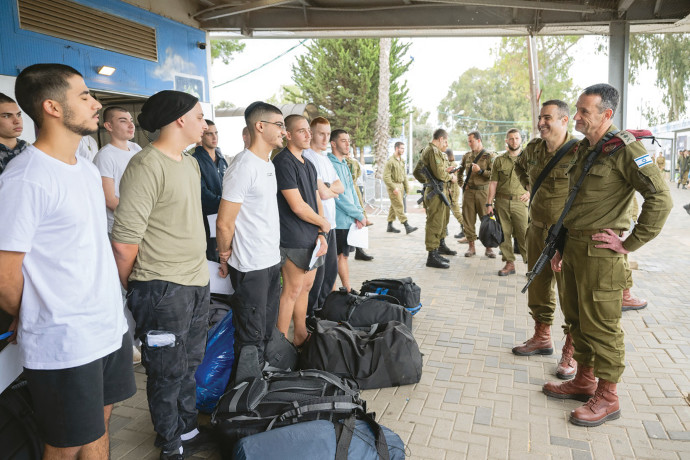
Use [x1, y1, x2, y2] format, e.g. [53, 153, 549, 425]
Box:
[616, 130, 637, 145]
[634, 153, 653, 168]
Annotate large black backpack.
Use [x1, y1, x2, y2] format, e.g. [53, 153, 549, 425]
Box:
[299, 319, 423, 390]
[211, 369, 365, 452]
[317, 290, 412, 331]
[359, 278, 422, 315]
[0, 379, 44, 460]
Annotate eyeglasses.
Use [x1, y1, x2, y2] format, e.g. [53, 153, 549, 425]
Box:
[261, 120, 285, 129]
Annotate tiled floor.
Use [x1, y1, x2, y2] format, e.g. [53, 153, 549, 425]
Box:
[112, 185, 690, 459]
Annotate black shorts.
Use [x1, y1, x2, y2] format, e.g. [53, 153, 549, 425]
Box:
[335, 229, 352, 257]
[24, 333, 137, 448]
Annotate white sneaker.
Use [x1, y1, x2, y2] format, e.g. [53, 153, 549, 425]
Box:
[132, 346, 141, 365]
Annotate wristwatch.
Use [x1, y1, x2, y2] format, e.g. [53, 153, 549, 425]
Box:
[485, 203, 492, 207]
[318, 231, 328, 237]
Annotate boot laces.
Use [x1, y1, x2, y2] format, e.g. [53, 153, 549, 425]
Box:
[585, 386, 605, 409]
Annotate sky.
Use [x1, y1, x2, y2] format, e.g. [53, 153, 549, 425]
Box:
[209, 36, 662, 155]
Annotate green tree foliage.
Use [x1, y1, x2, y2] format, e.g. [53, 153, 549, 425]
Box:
[438, 36, 580, 150]
[411, 107, 434, 164]
[288, 39, 411, 153]
[629, 34, 690, 123]
[211, 39, 246, 65]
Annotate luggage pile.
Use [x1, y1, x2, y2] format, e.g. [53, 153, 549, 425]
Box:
[196, 277, 423, 458]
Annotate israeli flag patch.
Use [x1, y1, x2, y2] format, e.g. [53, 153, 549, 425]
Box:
[634, 153, 652, 168]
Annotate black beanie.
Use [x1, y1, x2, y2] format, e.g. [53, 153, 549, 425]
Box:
[138, 90, 199, 132]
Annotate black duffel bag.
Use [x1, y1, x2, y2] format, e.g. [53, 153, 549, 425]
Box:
[478, 214, 504, 248]
[299, 319, 423, 390]
[317, 290, 412, 331]
[359, 278, 422, 315]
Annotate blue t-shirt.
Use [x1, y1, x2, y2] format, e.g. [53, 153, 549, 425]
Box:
[273, 148, 320, 249]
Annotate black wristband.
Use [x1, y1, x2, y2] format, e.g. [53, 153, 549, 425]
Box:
[479, 169, 485, 175]
[485, 203, 492, 207]
[318, 231, 327, 237]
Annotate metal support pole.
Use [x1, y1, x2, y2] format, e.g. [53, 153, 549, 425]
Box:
[608, 20, 630, 129]
[526, 35, 540, 138]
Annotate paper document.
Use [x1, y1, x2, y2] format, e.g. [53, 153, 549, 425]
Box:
[207, 214, 218, 237]
[309, 239, 322, 270]
[208, 260, 234, 295]
[347, 223, 369, 249]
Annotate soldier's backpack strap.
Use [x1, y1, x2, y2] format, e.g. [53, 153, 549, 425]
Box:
[529, 139, 578, 208]
[601, 129, 658, 156]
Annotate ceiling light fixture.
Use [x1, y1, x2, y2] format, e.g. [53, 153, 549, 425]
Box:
[97, 66, 116, 76]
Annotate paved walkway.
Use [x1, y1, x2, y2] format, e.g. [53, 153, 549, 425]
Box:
[111, 185, 690, 460]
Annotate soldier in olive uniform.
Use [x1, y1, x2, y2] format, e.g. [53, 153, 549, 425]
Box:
[486, 128, 528, 276]
[655, 152, 665, 179]
[383, 142, 417, 234]
[345, 153, 374, 261]
[679, 150, 690, 189]
[544, 84, 672, 427]
[445, 149, 465, 239]
[513, 100, 579, 379]
[415, 129, 457, 269]
[457, 131, 496, 258]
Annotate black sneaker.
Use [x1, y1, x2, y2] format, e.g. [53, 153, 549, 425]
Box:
[354, 248, 374, 261]
[182, 427, 218, 457]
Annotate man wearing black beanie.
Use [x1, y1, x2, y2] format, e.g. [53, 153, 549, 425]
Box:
[111, 90, 214, 459]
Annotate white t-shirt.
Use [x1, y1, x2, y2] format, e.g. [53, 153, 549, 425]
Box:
[303, 148, 338, 229]
[93, 141, 142, 232]
[222, 148, 281, 272]
[76, 135, 99, 162]
[0, 145, 126, 370]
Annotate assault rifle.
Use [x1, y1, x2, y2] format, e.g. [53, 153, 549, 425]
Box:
[416, 165, 451, 207]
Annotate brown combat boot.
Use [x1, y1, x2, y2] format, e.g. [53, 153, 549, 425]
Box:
[498, 261, 515, 276]
[556, 333, 577, 380]
[622, 288, 647, 311]
[485, 247, 496, 259]
[542, 365, 597, 402]
[464, 241, 476, 257]
[569, 379, 620, 427]
[512, 321, 553, 356]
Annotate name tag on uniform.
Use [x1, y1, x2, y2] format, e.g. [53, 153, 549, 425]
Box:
[634, 153, 652, 168]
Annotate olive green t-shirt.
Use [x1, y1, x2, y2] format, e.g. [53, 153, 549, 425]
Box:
[112, 144, 209, 286]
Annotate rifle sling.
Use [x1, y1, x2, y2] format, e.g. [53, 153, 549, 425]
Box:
[529, 139, 578, 207]
[463, 149, 486, 191]
[549, 130, 619, 237]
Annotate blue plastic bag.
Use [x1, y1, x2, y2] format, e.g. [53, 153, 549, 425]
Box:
[195, 309, 235, 412]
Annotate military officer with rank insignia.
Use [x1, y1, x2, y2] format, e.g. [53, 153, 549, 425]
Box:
[384, 142, 417, 234]
[457, 131, 496, 258]
[513, 100, 579, 380]
[486, 128, 528, 276]
[415, 129, 456, 269]
[544, 84, 672, 427]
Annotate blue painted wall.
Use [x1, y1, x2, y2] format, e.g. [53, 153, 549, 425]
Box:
[0, 0, 209, 101]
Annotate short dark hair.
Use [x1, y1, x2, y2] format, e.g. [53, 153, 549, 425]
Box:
[468, 130, 482, 141]
[285, 114, 306, 131]
[103, 106, 129, 124]
[0, 93, 16, 104]
[506, 128, 521, 137]
[394, 141, 404, 149]
[433, 128, 448, 140]
[244, 101, 282, 132]
[15, 63, 83, 127]
[205, 119, 215, 127]
[542, 99, 569, 118]
[582, 83, 619, 115]
[330, 129, 348, 143]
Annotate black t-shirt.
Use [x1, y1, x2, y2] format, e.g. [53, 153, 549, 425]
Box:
[273, 148, 320, 249]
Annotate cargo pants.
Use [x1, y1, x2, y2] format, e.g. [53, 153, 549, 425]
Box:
[424, 192, 450, 251]
[561, 232, 626, 382]
[128, 280, 210, 452]
[461, 186, 488, 242]
[387, 184, 408, 224]
[494, 198, 528, 262]
[525, 223, 567, 332]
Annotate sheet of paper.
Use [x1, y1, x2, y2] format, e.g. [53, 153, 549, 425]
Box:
[347, 223, 369, 249]
[309, 239, 322, 270]
[207, 214, 218, 238]
[208, 260, 234, 295]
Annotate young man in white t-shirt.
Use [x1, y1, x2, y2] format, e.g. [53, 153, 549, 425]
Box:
[302, 117, 343, 315]
[94, 106, 142, 234]
[217, 101, 284, 376]
[0, 63, 135, 458]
